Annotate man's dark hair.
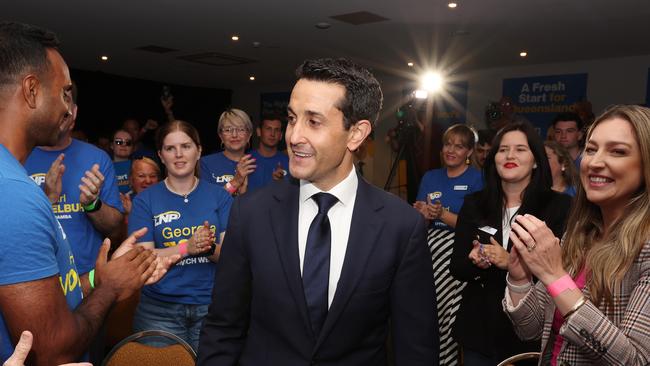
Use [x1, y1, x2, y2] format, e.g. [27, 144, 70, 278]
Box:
[552, 112, 583, 130]
[295, 58, 383, 130]
[0, 22, 60, 88]
[477, 129, 496, 146]
[259, 113, 285, 128]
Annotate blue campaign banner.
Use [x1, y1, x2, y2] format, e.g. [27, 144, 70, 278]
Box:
[260, 92, 290, 120]
[402, 80, 469, 129]
[435, 80, 469, 128]
[502, 73, 588, 132]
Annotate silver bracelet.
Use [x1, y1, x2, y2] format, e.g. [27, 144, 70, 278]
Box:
[506, 273, 533, 293]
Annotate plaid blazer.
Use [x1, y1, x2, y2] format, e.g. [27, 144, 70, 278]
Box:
[503, 241, 650, 366]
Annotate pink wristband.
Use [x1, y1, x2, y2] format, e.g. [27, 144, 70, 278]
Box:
[546, 274, 578, 298]
[178, 241, 188, 257]
[224, 182, 237, 194]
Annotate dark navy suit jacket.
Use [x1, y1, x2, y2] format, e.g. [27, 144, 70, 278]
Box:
[197, 175, 438, 366]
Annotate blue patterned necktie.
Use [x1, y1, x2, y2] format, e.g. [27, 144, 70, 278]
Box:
[303, 192, 338, 337]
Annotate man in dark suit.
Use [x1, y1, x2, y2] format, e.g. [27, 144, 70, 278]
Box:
[197, 58, 438, 366]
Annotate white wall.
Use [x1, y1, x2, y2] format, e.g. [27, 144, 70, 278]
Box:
[231, 54, 650, 188]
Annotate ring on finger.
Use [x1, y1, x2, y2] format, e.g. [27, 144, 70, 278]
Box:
[527, 242, 537, 252]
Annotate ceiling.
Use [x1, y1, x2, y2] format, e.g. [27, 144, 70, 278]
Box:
[6, 0, 650, 89]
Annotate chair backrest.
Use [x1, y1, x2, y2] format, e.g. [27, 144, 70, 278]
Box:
[496, 351, 541, 366]
[102, 330, 196, 366]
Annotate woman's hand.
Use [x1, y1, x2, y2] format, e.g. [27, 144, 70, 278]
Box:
[482, 237, 510, 269]
[188, 221, 215, 256]
[509, 214, 566, 285]
[235, 154, 256, 179]
[412, 200, 441, 220]
[469, 240, 491, 269]
[507, 245, 531, 282]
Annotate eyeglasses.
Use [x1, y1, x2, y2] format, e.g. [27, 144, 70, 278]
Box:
[114, 139, 132, 146]
[220, 127, 249, 136]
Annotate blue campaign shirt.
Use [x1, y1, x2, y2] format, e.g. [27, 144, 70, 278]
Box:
[128, 180, 232, 304]
[0, 145, 83, 361]
[199, 152, 237, 187]
[247, 149, 290, 192]
[113, 160, 132, 194]
[24, 139, 124, 274]
[416, 167, 483, 230]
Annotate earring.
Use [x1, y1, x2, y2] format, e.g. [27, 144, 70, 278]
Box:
[465, 157, 471, 165]
[220, 141, 225, 150]
[561, 166, 565, 172]
[533, 163, 538, 169]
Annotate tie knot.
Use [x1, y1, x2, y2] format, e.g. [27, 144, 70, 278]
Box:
[312, 192, 338, 214]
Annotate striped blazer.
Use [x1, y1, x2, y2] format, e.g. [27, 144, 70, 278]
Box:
[503, 241, 650, 366]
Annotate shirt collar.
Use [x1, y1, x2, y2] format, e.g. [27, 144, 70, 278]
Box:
[299, 166, 358, 208]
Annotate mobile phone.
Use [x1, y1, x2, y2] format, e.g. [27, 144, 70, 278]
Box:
[477, 226, 497, 244]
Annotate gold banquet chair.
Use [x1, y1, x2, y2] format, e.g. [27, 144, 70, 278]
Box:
[102, 330, 196, 366]
[496, 351, 541, 366]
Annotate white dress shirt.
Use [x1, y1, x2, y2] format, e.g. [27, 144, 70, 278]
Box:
[298, 167, 358, 308]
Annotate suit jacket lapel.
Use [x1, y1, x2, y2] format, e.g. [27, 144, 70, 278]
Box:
[315, 177, 384, 350]
[269, 180, 312, 336]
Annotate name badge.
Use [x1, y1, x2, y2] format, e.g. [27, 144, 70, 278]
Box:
[453, 185, 468, 191]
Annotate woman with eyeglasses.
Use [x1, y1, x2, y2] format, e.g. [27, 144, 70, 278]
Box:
[111, 129, 134, 194]
[199, 108, 257, 195]
[128, 120, 232, 350]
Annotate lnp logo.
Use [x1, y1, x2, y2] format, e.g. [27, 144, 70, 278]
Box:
[30, 173, 46, 186]
[212, 173, 233, 183]
[428, 192, 442, 202]
[154, 211, 181, 226]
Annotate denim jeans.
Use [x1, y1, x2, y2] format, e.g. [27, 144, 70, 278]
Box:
[133, 293, 209, 351]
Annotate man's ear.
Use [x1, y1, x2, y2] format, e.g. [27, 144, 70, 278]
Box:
[347, 120, 372, 152]
[22, 75, 39, 108]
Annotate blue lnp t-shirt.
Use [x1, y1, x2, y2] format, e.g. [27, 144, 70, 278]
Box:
[199, 152, 237, 187]
[416, 167, 483, 230]
[128, 180, 232, 304]
[113, 160, 132, 194]
[24, 139, 124, 274]
[247, 149, 290, 192]
[0, 144, 83, 361]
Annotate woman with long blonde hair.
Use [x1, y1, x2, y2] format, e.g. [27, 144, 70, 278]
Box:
[505, 105, 650, 365]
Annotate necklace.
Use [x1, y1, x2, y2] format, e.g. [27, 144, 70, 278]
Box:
[164, 177, 199, 203]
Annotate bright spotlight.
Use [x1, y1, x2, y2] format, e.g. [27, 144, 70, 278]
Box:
[414, 90, 428, 99]
[421, 72, 444, 93]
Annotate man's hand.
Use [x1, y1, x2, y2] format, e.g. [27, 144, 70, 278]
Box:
[45, 154, 65, 205]
[3, 331, 91, 366]
[95, 232, 157, 302]
[79, 164, 104, 206]
[112, 227, 181, 285]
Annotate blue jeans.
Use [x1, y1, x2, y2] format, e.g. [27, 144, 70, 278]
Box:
[133, 293, 209, 351]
